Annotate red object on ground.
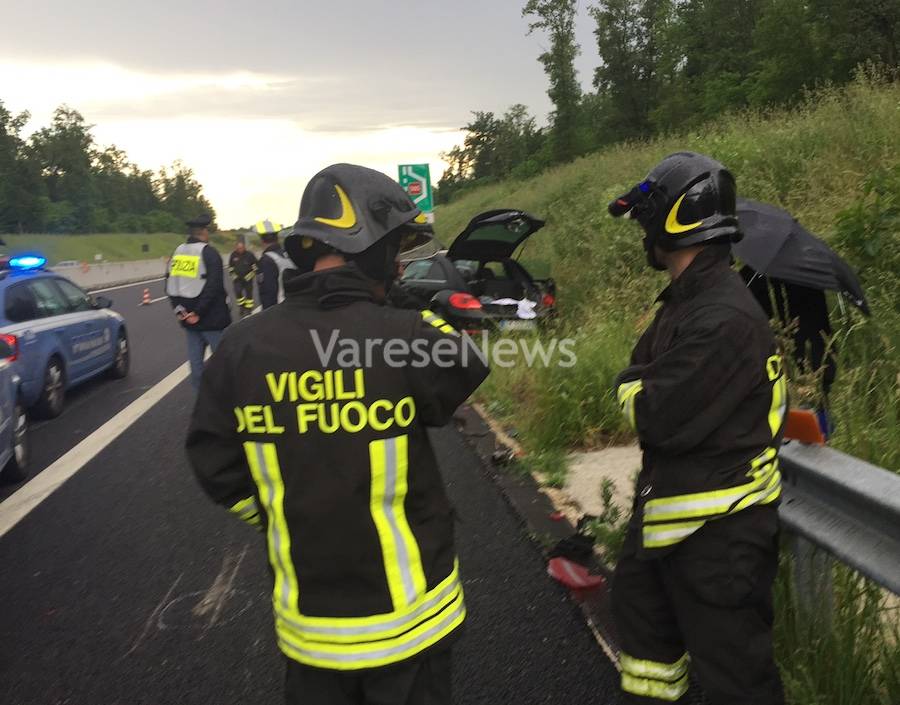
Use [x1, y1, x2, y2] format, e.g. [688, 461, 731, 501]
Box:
[547, 557, 606, 590]
[549, 511, 565, 521]
[783, 408, 826, 445]
[141, 288, 151, 305]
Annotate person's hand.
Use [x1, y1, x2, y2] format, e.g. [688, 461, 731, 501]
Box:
[184, 312, 200, 326]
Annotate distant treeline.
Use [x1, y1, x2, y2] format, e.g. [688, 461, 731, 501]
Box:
[437, 0, 900, 203]
[0, 104, 215, 234]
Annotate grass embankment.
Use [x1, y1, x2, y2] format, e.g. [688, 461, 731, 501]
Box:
[434, 76, 900, 472]
[435, 77, 900, 705]
[2, 231, 237, 265]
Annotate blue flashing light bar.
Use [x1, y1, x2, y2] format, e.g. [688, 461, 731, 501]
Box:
[9, 255, 47, 271]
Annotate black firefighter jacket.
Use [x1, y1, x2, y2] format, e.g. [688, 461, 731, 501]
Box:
[187, 265, 489, 671]
[615, 244, 788, 557]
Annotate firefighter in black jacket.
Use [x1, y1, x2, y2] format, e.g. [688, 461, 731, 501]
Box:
[186, 164, 489, 705]
[607, 153, 788, 704]
[228, 238, 258, 317]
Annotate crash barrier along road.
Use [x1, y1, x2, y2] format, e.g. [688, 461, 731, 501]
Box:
[775, 442, 900, 606]
[51, 258, 168, 291]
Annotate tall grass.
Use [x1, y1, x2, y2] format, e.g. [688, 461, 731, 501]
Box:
[775, 559, 900, 705]
[438, 75, 900, 471]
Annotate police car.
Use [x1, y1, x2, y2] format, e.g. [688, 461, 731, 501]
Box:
[0, 255, 129, 427]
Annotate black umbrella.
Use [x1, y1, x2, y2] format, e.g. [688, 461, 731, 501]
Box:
[734, 198, 869, 315]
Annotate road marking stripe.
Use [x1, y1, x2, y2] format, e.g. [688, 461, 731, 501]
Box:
[137, 295, 169, 307]
[0, 361, 191, 539]
[90, 277, 166, 294]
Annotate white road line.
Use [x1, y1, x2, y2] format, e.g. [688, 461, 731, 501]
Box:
[0, 361, 191, 539]
[138, 295, 169, 307]
[91, 277, 165, 294]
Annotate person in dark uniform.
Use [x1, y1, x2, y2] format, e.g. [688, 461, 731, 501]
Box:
[607, 152, 788, 704]
[165, 213, 231, 389]
[228, 237, 258, 318]
[256, 219, 295, 309]
[186, 164, 489, 705]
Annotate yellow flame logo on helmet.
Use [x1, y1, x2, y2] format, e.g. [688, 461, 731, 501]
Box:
[665, 193, 703, 235]
[314, 185, 357, 230]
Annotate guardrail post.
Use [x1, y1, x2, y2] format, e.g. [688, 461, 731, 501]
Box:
[789, 532, 833, 624]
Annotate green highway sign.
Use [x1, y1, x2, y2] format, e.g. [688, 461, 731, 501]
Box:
[399, 164, 434, 220]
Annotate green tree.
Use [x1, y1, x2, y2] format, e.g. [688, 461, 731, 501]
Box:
[157, 161, 216, 227]
[0, 102, 46, 232]
[523, 0, 583, 163]
[590, 0, 674, 138]
[29, 106, 97, 232]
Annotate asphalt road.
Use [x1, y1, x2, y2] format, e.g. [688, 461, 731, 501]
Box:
[0, 280, 621, 705]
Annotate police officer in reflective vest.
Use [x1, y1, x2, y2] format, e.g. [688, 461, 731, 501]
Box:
[607, 153, 787, 704]
[228, 236, 258, 317]
[256, 219, 296, 309]
[186, 164, 489, 704]
[165, 213, 231, 389]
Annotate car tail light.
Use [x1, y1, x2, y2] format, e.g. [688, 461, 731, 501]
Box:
[0, 334, 18, 362]
[449, 292, 482, 310]
[542, 293, 556, 307]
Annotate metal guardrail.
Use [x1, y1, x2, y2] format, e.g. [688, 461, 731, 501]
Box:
[778, 441, 900, 595]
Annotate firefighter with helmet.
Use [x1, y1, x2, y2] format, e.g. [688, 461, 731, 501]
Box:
[228, 236, 258, 317]
[186, 164, 489, 704]
[256, 219, 296, 309]
[607, 152, 787, 704]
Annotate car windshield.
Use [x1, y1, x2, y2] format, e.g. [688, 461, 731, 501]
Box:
[401, 260, 434, 281]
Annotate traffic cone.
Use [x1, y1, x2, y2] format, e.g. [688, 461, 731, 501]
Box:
[141, 288, 151, 305]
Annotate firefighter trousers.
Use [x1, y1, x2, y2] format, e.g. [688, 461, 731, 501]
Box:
[284, 647, 452, 705]
[232, 278, 254, 316]
[612, 505, 784, 705]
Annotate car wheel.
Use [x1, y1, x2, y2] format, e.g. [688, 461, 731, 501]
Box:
[2, 399, 29, 483]
[109, 330, 130, 379]
[33, 357, 65, 419]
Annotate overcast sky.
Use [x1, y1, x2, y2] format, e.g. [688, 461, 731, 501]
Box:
[1, 1, 601, 227]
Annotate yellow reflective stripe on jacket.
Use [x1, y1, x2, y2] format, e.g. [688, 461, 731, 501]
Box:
[616, 379, 643, 430]
[642, 520, 707, 548]
[369, 435, 427, 609]
[643, 450, 779, 523]
[229, 496, 262, 527]
[244, 442, 300, 615]
[767, 354, 788, 437]
[421, 309, 457, 335]
[276, 563, 462, 644]
[620, 651, 690, 683]
[276, 587, 466, 671]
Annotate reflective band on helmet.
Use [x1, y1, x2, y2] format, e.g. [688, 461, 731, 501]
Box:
[244, 442, 300, 615]
[616, 379, 643, 430]
[369, 435, 427, 609]
[620, 651, 690, 682]
[421, 309, 458, 336]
